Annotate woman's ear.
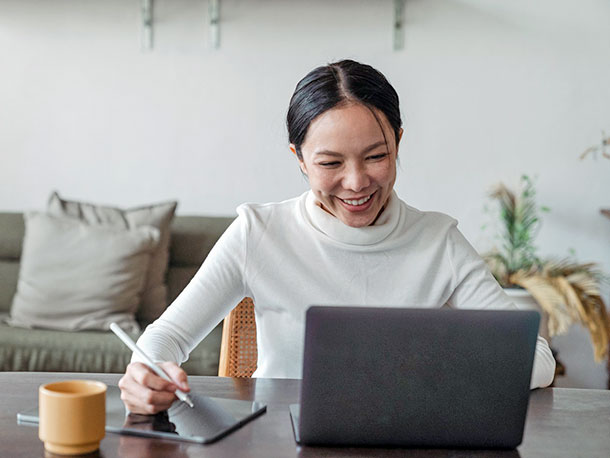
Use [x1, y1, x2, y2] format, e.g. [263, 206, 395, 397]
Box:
[395, 128, 404, 159]
[290, 144, 308, 176]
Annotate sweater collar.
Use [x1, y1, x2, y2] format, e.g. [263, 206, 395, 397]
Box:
[304, 190, 401, 246]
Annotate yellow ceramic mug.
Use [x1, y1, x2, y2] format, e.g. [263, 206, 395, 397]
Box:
[39, 380, 107, 455]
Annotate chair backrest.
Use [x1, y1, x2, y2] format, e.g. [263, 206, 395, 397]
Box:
[218, 297, 257, 377]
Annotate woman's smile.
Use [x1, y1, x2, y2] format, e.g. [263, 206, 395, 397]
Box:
[336, 191, 376, 210]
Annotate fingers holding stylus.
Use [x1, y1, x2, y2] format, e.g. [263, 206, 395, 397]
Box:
[160, 361, 191, 393]
[136, 362, 180, 391]
[119, 362, 183, 414]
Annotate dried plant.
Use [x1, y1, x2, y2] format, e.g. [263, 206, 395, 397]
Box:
[484, 176, 610, 361]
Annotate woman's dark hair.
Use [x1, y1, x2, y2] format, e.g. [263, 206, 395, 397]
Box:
[287, 59, 402, 160]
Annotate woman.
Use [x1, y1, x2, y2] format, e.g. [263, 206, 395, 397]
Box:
[119, 60, 556, 414]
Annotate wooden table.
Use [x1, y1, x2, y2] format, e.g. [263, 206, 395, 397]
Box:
[1, 372, 609, 457]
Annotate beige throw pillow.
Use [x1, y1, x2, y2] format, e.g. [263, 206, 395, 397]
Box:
[47, 192, 177, 325]
[8, 212, 159, 332]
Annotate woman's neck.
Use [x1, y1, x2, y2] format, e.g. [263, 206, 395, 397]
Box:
[315, 201, 388, 227]
[305, 190, 401, 246]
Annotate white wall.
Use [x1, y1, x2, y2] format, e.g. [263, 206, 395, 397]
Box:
[1, 0, 609, 387]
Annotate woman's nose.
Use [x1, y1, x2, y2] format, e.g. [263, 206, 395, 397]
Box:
[342, 164, 370, 192]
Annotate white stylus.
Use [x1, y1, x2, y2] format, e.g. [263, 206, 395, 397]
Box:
[110, 322, 194, 408]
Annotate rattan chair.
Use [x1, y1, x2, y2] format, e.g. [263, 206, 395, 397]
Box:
[218, 297, 258, 377]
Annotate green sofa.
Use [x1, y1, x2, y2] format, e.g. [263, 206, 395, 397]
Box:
[0, 212, 234, 375]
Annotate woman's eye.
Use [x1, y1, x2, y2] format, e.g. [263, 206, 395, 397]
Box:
[367, 153, 388, 161]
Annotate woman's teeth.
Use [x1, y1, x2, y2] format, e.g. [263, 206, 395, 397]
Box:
[341, 195, 372, 206]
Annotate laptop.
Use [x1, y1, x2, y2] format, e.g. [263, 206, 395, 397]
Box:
[289, 306, 539, 449]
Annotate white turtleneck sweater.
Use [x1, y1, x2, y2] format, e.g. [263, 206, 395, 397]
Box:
[136, 191, 555, 388]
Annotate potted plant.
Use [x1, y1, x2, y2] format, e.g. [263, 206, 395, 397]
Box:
[483, 175, 610, 363]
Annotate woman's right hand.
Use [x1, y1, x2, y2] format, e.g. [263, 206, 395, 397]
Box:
[118, 361, 191, 414]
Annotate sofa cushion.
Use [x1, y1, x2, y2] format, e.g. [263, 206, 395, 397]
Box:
[0, 261, 19, 314]
[8, 212, 159, 332]
[0, 212, 24, 260]
[0, 213, 24, 314]
[169, 216, 234, 266]
[0, 319, 222, 375]
[48, 192, 178, 325]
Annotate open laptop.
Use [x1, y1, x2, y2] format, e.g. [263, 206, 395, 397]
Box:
[289, 306, 540, 449]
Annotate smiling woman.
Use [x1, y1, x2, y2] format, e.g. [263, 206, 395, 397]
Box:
[293, 103, 400, 228]
[287, 60, 402, 228]
[119, 60, 556, 415]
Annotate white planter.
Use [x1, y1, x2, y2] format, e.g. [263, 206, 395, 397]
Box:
[503, 288, 550, 343]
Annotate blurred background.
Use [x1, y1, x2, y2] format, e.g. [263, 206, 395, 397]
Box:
[1, 0, 609, 387]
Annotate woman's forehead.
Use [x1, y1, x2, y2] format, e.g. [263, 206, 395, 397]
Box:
[302, 103, 392, 153]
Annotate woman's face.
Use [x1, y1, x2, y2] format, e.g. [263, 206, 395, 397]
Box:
[294, 103, 402, 228]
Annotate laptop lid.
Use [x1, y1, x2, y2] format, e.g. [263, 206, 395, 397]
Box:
[292, 306, 539, 448]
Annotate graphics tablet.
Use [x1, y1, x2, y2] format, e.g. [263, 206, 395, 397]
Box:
[18, 385, 266, 444]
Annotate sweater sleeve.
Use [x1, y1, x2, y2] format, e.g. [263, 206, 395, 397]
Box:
[132, 213, 249, 366]
[445, 225, 556, 389]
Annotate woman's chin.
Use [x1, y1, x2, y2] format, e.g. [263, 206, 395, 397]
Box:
[336, 210, 378, 228]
